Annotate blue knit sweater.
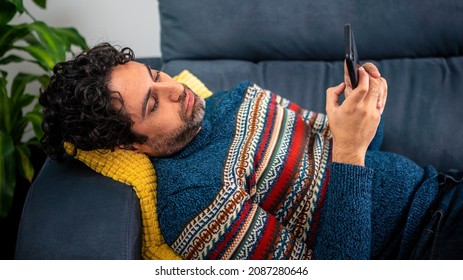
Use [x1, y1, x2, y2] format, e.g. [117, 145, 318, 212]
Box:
[152, 82, 439, 259]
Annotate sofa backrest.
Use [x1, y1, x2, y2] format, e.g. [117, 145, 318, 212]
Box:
[158, 0, 463, 171]
[160, 0, 463, 61]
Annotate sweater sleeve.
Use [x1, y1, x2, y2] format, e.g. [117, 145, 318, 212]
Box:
[313, 162, 374, 259]
[368, 117, 384, 151]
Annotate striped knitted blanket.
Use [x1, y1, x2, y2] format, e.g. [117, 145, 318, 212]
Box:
[167, 83, 333, 259]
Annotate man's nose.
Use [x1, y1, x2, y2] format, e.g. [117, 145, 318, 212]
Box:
[155, 82, 183, 102]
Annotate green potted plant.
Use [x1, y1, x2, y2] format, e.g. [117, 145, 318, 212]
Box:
[0, 0, 87, 221]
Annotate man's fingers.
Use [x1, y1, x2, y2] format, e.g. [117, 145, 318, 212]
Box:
[348, 67, 370, 103]
[362, 62, 381, 79]
[377, 77, 388, 114]
[326, 82, 345, 113]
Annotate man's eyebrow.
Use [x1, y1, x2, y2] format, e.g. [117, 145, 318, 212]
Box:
[145, 64, 155, 82]
[141, 64, 154, 119]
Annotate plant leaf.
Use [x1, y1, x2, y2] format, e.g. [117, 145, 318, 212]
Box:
[14, 45, 55, 71]
[0, 0, 18, 25]
[24, 110, 43, 140]
[26, 137, 41, 148]
[0, 132, 16, 218]
[15, 143, 34, 182]
[54, 27, 89, 51]
[10, 72, 40, 104]
[21, 32, 40, 46]
[5, 73, 41, 143]
[17, 93, 36, 108]
[6, 0, 24, 13]
[0, 24, 29, 57]
[28, 21, 66, 62]
[32, 0, 46, 9]
[0, 54, 24, 65]
[38, 74, 50, 87]
[0, 76, 12, 133]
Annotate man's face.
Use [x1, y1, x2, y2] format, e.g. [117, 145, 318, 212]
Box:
[109, 61, 205, 157]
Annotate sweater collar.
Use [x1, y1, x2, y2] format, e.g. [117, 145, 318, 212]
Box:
[171, 118, 212, 159]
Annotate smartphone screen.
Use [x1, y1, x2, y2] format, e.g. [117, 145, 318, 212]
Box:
[344, 24, 360, 88]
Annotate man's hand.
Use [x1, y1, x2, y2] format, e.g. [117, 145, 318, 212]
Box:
[326, 62, 388, 166]
[344, 62, 388, 114]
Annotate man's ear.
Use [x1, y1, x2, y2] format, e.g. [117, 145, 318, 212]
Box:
[128, 142, 148, 154]
[117, 144, 139, 152]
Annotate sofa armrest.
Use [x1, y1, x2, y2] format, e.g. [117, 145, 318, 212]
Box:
[15, 156, 142, 260]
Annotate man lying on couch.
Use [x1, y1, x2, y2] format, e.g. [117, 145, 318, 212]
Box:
[39, 43, 463, 260]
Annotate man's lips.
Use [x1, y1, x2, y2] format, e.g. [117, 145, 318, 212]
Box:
[184, 86, 194, 115]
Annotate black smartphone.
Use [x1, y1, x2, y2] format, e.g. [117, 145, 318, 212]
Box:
[344, 24, 360, 88]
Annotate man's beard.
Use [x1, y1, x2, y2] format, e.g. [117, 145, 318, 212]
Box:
[148, 85, 206, 157]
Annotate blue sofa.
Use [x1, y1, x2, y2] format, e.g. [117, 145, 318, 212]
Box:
[15, 0, 463, 259]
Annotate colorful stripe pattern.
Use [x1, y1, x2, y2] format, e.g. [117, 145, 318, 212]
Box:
[172, 84, 332, 259]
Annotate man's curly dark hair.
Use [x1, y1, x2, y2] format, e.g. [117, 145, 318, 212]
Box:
[40, 42, 148, 161]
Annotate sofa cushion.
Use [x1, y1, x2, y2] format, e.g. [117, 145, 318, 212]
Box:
[159, 0, 463, 62]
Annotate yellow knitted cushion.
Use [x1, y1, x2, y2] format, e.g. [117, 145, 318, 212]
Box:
[64, 70, 212, 260]
[174, 70, 213, 99]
